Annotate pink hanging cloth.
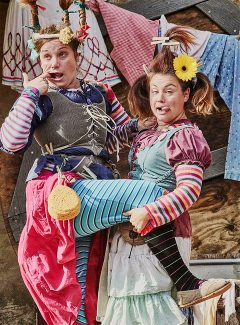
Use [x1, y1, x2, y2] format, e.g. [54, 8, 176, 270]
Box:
[87, 0, 159, 85]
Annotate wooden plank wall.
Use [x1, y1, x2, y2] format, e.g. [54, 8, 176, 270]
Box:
[5, 0, 240, 260]
[197, 0, 240, 34]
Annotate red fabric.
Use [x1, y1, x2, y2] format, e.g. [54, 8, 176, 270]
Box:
[87, 0, 159, 85]
[18, 172, 82, 325]
[85, 230, 108, 325]
[173, 212, 192, 237]
[103, 83, 116, 102]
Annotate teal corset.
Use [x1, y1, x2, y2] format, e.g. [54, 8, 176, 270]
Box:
[128, 125, 192, 192]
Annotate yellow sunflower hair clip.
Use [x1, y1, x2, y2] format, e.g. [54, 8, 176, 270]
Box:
[173, 55, 201, 82]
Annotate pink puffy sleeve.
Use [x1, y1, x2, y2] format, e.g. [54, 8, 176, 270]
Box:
[166, 126, 212, 170]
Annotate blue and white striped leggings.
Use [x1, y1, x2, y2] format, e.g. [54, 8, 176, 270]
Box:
[72, 179, 163, 324]
[73, 179, 163, 237]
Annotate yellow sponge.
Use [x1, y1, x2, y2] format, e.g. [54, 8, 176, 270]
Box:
[48, 185, 81, 220]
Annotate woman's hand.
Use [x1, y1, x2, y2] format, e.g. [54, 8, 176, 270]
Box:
[22, 72, 50, 95]
[123, 207, 151, 233]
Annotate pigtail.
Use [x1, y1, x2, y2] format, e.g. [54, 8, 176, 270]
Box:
[59, 0, 74, 26]
[150, 27, 196, 75]
[74, 0, 89, 42]
[19, 0, 82, 54]
[190, 72, 216, 115]
[128, 75, 152, 119]
[164, 26, 196, 54]
[17, 0, 40, 30]
[78, 0, 86, 29]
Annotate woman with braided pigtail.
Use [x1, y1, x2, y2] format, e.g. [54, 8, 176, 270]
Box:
[2, 1, 135, 324]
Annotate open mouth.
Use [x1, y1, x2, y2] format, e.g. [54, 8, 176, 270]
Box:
[49, 72, 64, 80]
[156, 107, 169, 114]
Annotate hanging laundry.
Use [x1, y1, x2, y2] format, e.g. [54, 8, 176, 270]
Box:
[2, 0, 120, 91]
[193, 295, 221, 325]
[85, 1, 240, 180]
[199, 34, 240, 181]
[193, 279, 240, 324]
[222, 280, 240, 322]
[86, 0, 159, 85]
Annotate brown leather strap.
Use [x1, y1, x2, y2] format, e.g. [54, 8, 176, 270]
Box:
[118, 222, 145, 246]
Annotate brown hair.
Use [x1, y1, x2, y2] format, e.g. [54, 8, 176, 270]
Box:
[34, 25, 79, 55]
[128, 74, 152, 119]
[34, 0, 77, 53]
[22, 0, 79, 54]
[128, 27, 215, 117]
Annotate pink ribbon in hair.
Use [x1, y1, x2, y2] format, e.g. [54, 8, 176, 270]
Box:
[31, 4, 46, 11]
[76, 24, 90, 42]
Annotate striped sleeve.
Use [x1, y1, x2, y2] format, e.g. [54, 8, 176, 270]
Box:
[142, 164, 203, 235]
[104, 83, 130, 126]
[0, 87, 39, 153]
[105, 123, 129, 154]
[106, 119, 139, 154]
[103, 83, 138, 154]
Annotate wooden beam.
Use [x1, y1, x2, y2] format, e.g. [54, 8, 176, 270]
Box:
[120, 0, 208, 19]
[99, 0, 208, 36]
[197, 0, 240, 34]
[203, 146, 227, 180]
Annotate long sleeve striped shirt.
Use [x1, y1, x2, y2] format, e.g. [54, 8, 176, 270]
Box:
[0, 88, 39, 153]
[142, 163, 204, 235]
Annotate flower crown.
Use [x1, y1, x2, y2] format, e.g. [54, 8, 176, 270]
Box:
[150, 36, 200, 82]
[18, 0, 90, 60]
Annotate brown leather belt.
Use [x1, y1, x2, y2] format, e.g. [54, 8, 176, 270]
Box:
[118, 222, 145, 246]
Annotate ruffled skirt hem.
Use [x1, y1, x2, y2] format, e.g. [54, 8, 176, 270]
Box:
[102, 292, 187, 325]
